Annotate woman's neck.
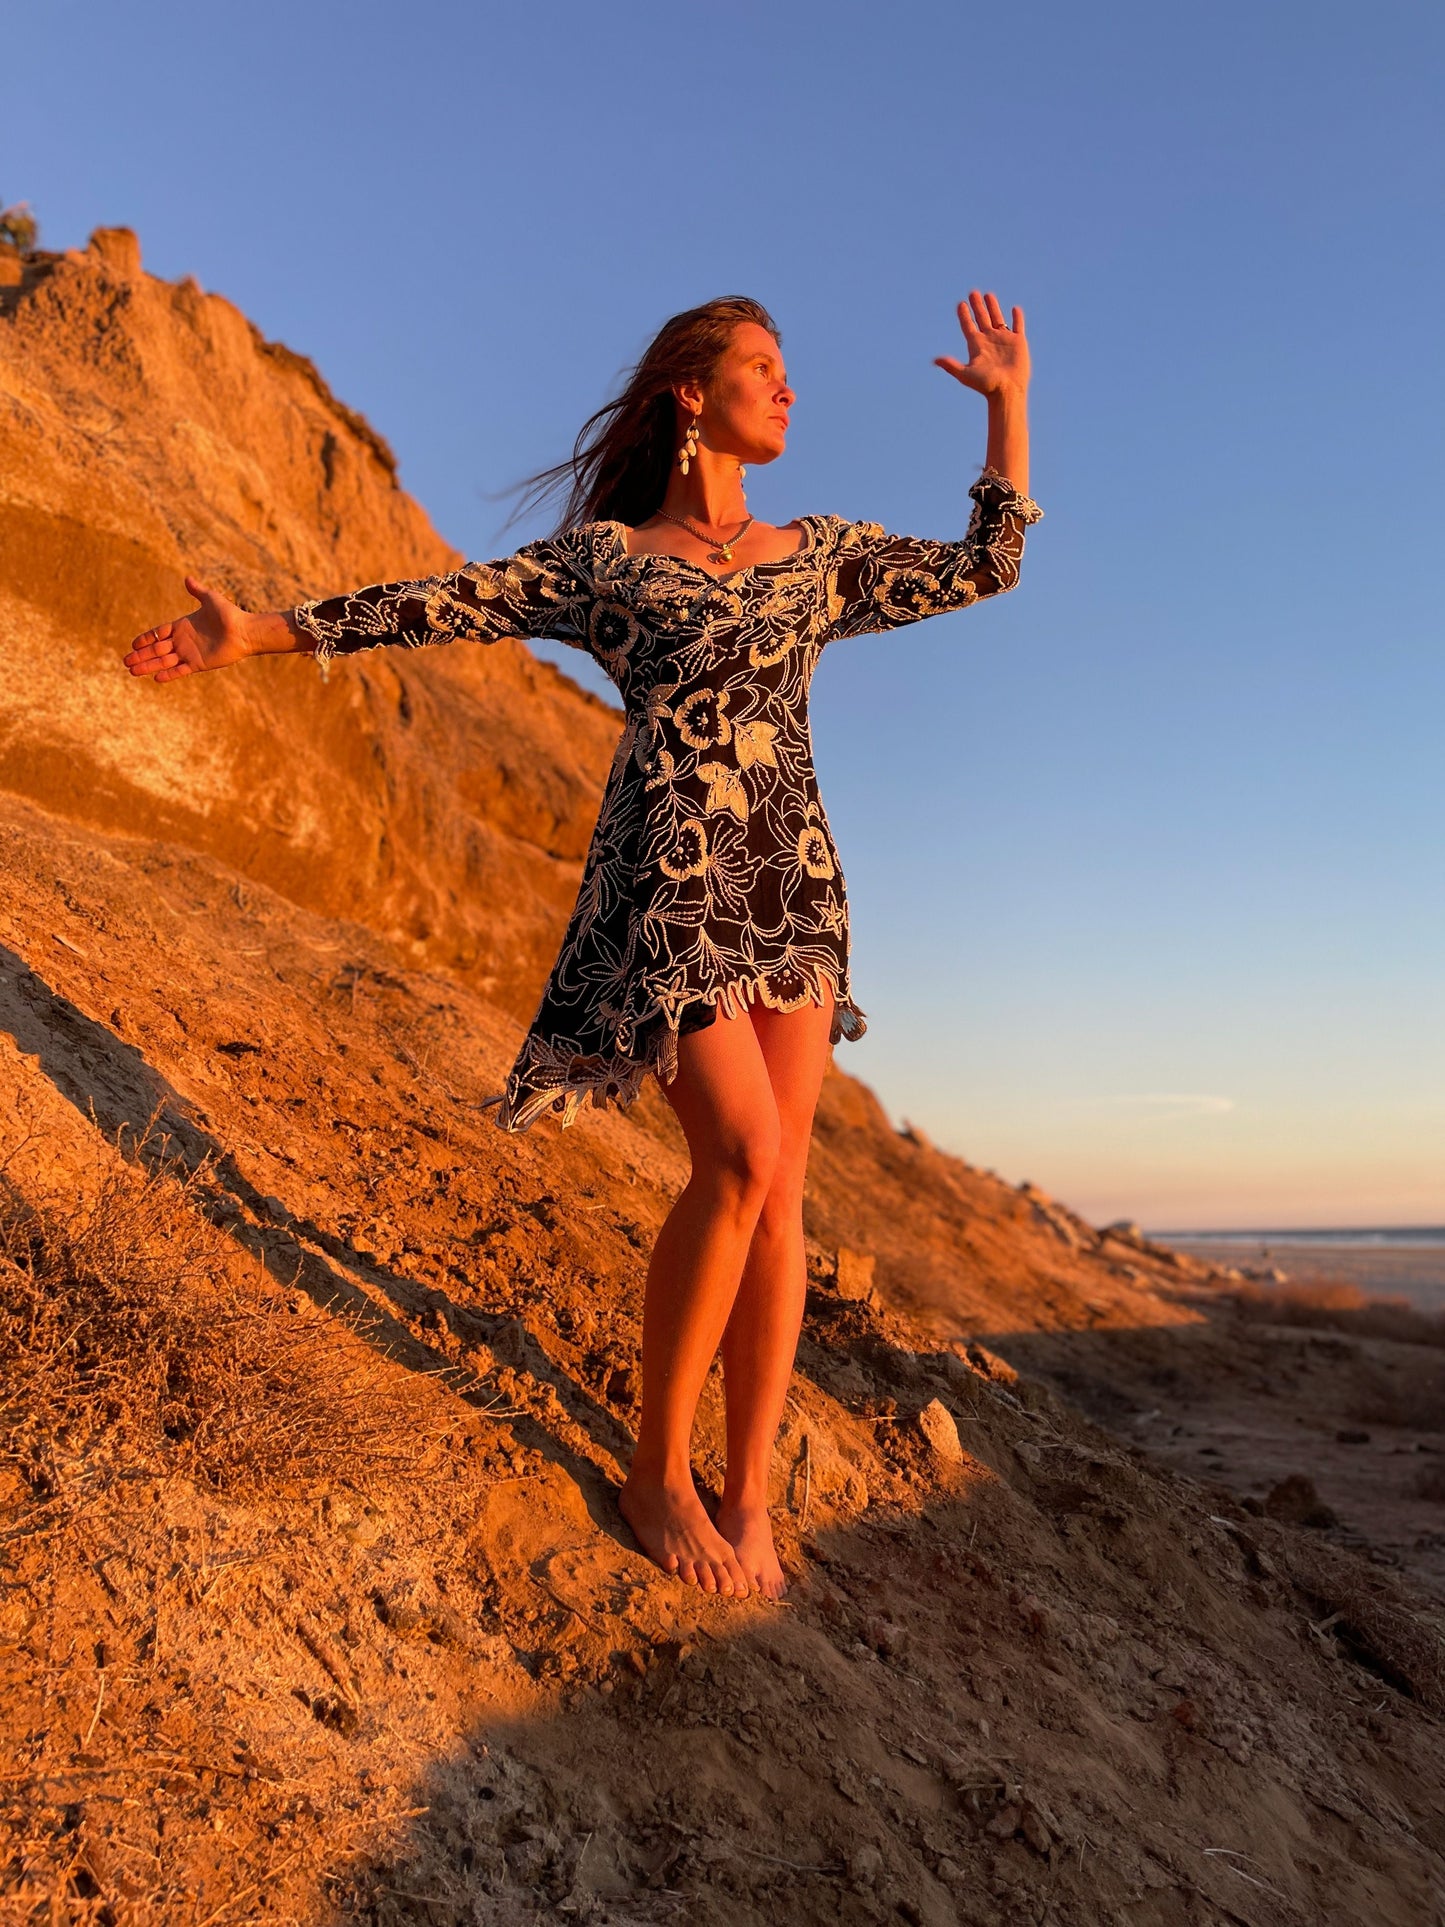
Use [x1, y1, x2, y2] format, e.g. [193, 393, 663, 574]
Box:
[653, 448, 748, 531]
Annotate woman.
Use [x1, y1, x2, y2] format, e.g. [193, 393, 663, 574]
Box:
[124, 290, 1041, 1602]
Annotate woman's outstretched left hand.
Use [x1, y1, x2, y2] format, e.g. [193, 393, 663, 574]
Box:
[935, 290, 1030, 399]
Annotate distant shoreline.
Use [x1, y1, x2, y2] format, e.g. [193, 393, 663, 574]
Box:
[1151, 1226, 1445, 1249]
[1159, 1231, 1445, 1315]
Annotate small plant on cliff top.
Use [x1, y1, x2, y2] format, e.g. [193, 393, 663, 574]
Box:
[0, 199, 37, 251]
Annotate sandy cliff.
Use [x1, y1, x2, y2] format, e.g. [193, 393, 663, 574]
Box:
[0, 225, 619, 1017]
[2, 230, 1442, 1926]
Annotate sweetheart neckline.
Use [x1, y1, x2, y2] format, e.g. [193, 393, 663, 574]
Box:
[604, 514, 817, 587]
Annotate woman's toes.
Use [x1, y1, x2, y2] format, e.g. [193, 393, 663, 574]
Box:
[617, 1476, 759, 1599]
[715, 1505, 785, 1597]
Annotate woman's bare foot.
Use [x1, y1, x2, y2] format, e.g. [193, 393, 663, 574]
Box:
[715, 1500, 787, 1599]
[619, 1473, 751, 1597]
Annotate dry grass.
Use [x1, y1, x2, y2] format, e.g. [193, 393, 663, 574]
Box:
[1225, 1278, 1445, 1350]
[0, 1136, 450, 1925]
[0, 1134, 431, 1506]
[0, 1140, 437, 1920]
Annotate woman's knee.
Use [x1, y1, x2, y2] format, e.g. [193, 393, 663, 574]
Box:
[754, 1148, 809, 1238]
[701, 1111, 782, 1212]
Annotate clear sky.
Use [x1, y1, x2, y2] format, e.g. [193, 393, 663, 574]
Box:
[6, 0, 1442, 1228]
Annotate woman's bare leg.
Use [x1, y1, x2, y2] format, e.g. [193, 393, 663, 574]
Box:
[618, 1007, 781, 1597]
[715, 993, 835, 1597]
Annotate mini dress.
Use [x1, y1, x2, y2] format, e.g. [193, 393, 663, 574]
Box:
[291, 466, 1043, 1130]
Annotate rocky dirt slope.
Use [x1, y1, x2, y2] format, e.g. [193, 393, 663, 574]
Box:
[2, 230, 1443, 1925]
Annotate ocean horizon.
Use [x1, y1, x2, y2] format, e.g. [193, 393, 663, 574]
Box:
[1151, 1226, 1445, 1248]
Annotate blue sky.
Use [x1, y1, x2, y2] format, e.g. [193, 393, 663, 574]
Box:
[6, 0, 1442, 1226]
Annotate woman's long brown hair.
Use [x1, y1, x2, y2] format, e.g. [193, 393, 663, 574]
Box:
[512, 296, 780, 534]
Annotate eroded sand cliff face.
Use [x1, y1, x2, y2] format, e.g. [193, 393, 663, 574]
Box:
[2, 232, 1442, 1926]
[0, 224, 619, 1018]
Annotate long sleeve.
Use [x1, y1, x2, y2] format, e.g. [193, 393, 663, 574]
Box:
[825, 467, 1043, 643]
[291, 534, 591, 666]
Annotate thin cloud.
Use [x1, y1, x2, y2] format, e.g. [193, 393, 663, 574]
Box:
[1106, 1094, 1236, 1119]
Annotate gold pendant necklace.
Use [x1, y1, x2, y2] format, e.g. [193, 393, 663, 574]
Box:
[654, 507, 754, 565]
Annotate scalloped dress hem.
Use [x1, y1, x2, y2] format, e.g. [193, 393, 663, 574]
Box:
[483, 961, 868, 1134]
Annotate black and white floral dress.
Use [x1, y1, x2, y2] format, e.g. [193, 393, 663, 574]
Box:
[292, 467, 1043, 1130]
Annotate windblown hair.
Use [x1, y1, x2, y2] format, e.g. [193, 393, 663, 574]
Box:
[513, 296, 780, 534]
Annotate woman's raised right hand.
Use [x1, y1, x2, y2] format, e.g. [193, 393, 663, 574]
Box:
[123, 574, 258, 684]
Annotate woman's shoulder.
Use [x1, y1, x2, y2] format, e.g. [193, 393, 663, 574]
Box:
[803, 513, 887, 549]
[518, 522, 611, 554]
[543, 520, 625, 570]
[507, 523, 625, 586]
[558, 518, 623, 542]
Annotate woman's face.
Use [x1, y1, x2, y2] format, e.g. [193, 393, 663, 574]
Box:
[690, 322, 795, 466]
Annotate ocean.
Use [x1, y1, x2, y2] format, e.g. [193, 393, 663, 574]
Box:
[1154, 1227, 1445, 1315]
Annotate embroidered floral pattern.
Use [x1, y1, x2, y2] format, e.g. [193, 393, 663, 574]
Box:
[732, 718, 778, 769]
[660, 818, 711, 880]
[291, 468, 1043, 1129]
[588, 600, 641, 669]
[675, 687, 732, 749]
[797, 823, 835, 879]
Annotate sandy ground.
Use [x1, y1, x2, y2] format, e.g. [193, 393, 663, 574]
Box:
[994, 1293, 1445, 1609]
[2, 792, 1444, 1926]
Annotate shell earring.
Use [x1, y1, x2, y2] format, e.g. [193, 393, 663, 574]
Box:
[678, 413, 700, 475]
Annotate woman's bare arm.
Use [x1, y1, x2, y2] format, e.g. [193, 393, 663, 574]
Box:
[244, 608, 309, 655]
[982, 384, 1029, 499]
[935, 288, 1031, 497]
